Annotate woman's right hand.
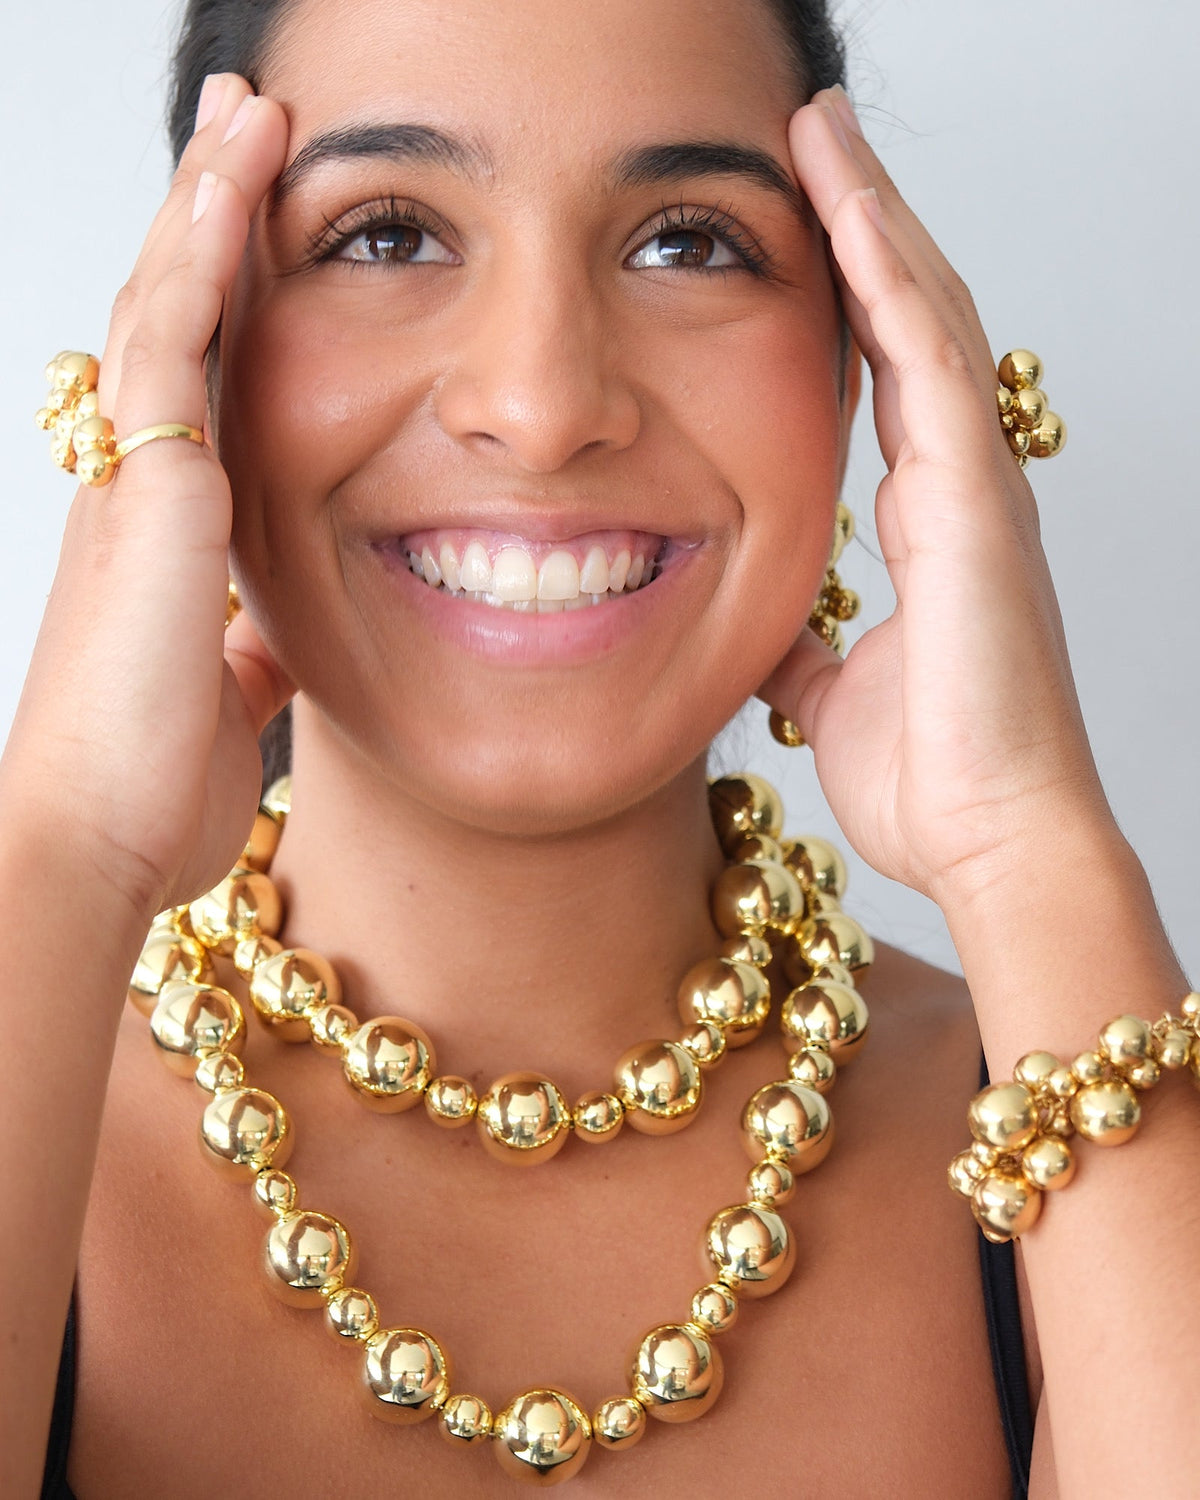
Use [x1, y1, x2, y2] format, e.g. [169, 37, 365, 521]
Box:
[1, 75, 294, 921]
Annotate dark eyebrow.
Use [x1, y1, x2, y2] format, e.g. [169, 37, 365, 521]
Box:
[611, 141, 805, 216]
[270, 123, 494, 215]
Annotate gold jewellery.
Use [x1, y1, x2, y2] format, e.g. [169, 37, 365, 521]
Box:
[950, 1000, 1200, 1242]
[35, 350, 204, 487]
[130, 772, 872, 1483]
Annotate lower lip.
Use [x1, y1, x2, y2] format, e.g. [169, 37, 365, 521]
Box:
[369, 543, 697, 666]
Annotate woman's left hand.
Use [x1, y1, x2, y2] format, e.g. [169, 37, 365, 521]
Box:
[759, 86, 1116, 912]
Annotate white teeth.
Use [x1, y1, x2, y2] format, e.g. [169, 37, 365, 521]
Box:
[461, 541, 492, 592]
[421, 545, 442, 587]
[492, 546, 537, 602]
[608, 549, 631, 593]
[563, 595, 590, 610]
[439, 542, 462, 592]
[626, 554, 645, 590]
[579, 545, 610, 595]
[536, 597, 565, 613]
[537, 549, 580, 601]
[408, 550, 424, 577]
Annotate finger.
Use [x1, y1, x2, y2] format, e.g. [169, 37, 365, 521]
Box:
[755, 629, 844, 745]
[224, 610, 295, 735]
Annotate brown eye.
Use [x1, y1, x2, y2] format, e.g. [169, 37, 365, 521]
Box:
[628, 228, 741, 271]
[337, 223, 457, 265]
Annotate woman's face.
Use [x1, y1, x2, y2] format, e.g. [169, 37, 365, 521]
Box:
[218, 0, 854, 832]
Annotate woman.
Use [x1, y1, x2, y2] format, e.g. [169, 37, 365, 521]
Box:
[3, 0, 1196, 1496]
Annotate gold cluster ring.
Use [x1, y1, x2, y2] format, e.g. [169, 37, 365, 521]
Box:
[996, 349, 1066, 469]
[36, 350, 205, 487]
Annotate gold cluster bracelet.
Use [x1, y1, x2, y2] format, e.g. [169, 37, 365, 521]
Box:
[949, 995, 1200, 1242]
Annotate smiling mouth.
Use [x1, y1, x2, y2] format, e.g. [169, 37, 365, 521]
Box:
[390, 528, 670, 611]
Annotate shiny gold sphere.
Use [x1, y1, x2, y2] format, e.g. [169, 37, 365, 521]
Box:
[742, 1080, 832, 1173]
[631, 1324, 723, 1423]
[363, 1328, 452, 1424]
[1013, 1050, 1062, 1092]
[240, 810, 282, 873]
[342, 1017, 436, 1113]
[1070, 1050, 1106, 1085]
[1069, 1079, 1141, 1145]
[149, 981, 245, 1076]
[249, 948, 340, 1042]
[128, 929, 213, 1016]
[746, 1158, 795, 1206]
[200, 1087, 291, 1178]
[831, 500, 855, 561]
[711, 859, 805, 938]
[1046, 1066, 1078, 1101]
[188, 870, 282, 955]
[614, 1039, 702, 1134]
[1028, 413, 1066, 460]
[440, 1393, 493, 1446]
[717, 932, 773, 968]
[678, 1019, 728, 1070]
[477, 1073, 570, 1163]
[707, 773, 784, 852]
[325, 1286, 379, 1342]
[263, 1209, 355, 1307]
[767, 710, 805, 748]
[705, 1203, 795, 1297]
[967, 1082, 1038, 1152]
[193, 1051, 245, 1094]
[1012, 385, 1047, 428]
[308, 1002, 359, 1051]
[947, 1149, 985, 1197]
[677, 957, 770, 1046]
[592, 1396, 646, 1451]
[795, 912, 874, 974]
[473, 1070, 566, 1156]
[780, 982, 869, 1062]
[493, 1388, 592, 1484]
[1098, 1015, 1153, 1068]
[573, 1090, 625, 1143]
[1020, 1136, 1075, 1191]
[787, 1046, 837, 1093]
[998, 349, 1042, 391]
[727, 831, 786, 864]
[972, 1170, 1043, 1242]
[1126, 1058, 1161, 1091]
[1154, 1026, 1193, 1071]
[781, 835, 847, 900]
[425, 1075, 478, 1128]
[232, 933, 283, 982]
[252, 1166, 298, 1218]
[690, 1282, 739, 1335]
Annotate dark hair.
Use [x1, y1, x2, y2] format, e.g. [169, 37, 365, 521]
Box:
[166, 1, 847, 789]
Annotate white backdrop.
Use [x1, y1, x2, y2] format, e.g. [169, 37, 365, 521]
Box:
[2, 1, 1196, 978]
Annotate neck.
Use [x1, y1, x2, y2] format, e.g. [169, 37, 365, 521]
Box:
[267, 700, 728, 1091]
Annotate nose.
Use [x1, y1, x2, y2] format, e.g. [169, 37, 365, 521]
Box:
[432, 260, 641, 473]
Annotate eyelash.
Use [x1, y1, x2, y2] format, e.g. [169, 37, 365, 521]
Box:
[302, 195, 773, 276]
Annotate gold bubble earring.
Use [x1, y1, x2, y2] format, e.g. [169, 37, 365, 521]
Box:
[769, 501, 860, 749]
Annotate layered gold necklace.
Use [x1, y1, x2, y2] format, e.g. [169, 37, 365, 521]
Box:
[132, 772, 872, 1484]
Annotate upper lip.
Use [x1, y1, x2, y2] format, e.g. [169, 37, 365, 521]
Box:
[360, 505, 708, 549]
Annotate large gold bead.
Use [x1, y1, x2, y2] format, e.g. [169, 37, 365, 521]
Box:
[128, 929, 213, 1016]
[711, 859, 805, 938]
[742, 1080, 832, 1173]
[780, 982, 869, 1062]
[998, 349, 1042, 392]
[325, 1286, 379, 1343]
[150, 981, 245, 1076]
[972, 1171, 1042, 1242]
[188, 870, 282, 955]
[614, 1039, 702, 1134]
[677, 957, 770, 1046]
[494, 1389, 592, 1484]
[363, 1328, 451, 1424]
[240, 810, 282, 873]
[425, 1075, 478, 1128]
[1021, 1136, 1075, 1191]
[707, 773, 784, 852]
[690, 1282, 738, 1335]
[704, 1203, 796, 1297]
[1013, 1050, 1062, 1092]
[477, 1072, 570, 1163]
[440, 1393, 493, 1446]
[264, 1210, 354, 1307]
[1028, 412, 1066, 460]
[631, 1324, 723, 1423]
[200, 1087, 291, 1178]
[573, 1090, 625, 1143]
[342, 1017, 435, 1112]
[1069, 1079, 1141, 1145]
[592, 1396, 646, 1451]
[967, 1082, 1038, 1152]
[795, 912, 874, 974]
[249, 948, 341, 1042]
[1098, 1015, 1153, 1068]
[781, 835, 847, 901]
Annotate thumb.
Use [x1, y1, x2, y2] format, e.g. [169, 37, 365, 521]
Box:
[755, 628, 843, 744]
[223, 608, 295, 734]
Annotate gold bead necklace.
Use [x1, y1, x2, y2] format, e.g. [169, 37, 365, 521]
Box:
[132, 772, 873, 1484]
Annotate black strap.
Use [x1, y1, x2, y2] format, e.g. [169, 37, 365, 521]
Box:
[40, 1289, 77, 1500]
[976, 1052, 1034, 1498]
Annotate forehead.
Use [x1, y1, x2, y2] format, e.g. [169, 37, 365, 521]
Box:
[262, 0, 800, 170]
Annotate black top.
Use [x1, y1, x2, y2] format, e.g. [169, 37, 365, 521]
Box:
[41, 1054, 1034, 1497]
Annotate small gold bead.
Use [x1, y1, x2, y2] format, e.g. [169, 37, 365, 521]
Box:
[493, 1389, 592, 1481]
[240, 810, 282, 873]
[998, 349, 1042, 392]
[325, 1286, 379, 1342]
[193, 1051, 244, 1094]
[1046, 1066, 1078, 1101]
[440, 1393, 493, 1446]
[232, 932, 283, 980]
[970, 1141, 1001, 1169]
[717, 932, 772, 968]
[690, 1281, 739, 1335]
[253, 1167, 298, 1219]
[1126, 1058, 1161, 1091]
[1153, 1026, 1193, 1071]
[746, 1158, 795, 1206]
[1098, 1015, 1154, 1068]
[948, 1149, 985, 1197]
[308, 1002, 360, 1051]
[1180, 993, 1200, 1022]
[573, 1090, 625, 1142]
[592, 1396, 646, 1451]
[425, 1075, 478, 1128]
[1070, 1050, 1106, 1086]
[1013, 1051, 1062, 1092]
[787, 1046, 836, 1093]
[678, 1019, 728, 1070]
[1020, 1136, 1075, 1191]
[1028, 413, 1066, 460]
[1069, 1079, 1141, 1145]
[726, 832, 786, 864]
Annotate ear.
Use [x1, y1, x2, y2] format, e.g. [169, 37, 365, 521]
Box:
[836, 336, 863, 489]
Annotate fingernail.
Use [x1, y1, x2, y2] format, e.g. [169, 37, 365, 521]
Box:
[857, 188, 887, 236]
[194, 74, 224, 133]
[193, 172, 218, 223]
[829, 84, 864, 140]
[221, 95, 258, 145]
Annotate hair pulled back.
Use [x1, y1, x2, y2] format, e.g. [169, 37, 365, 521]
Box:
[166, 0, 846, 165]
